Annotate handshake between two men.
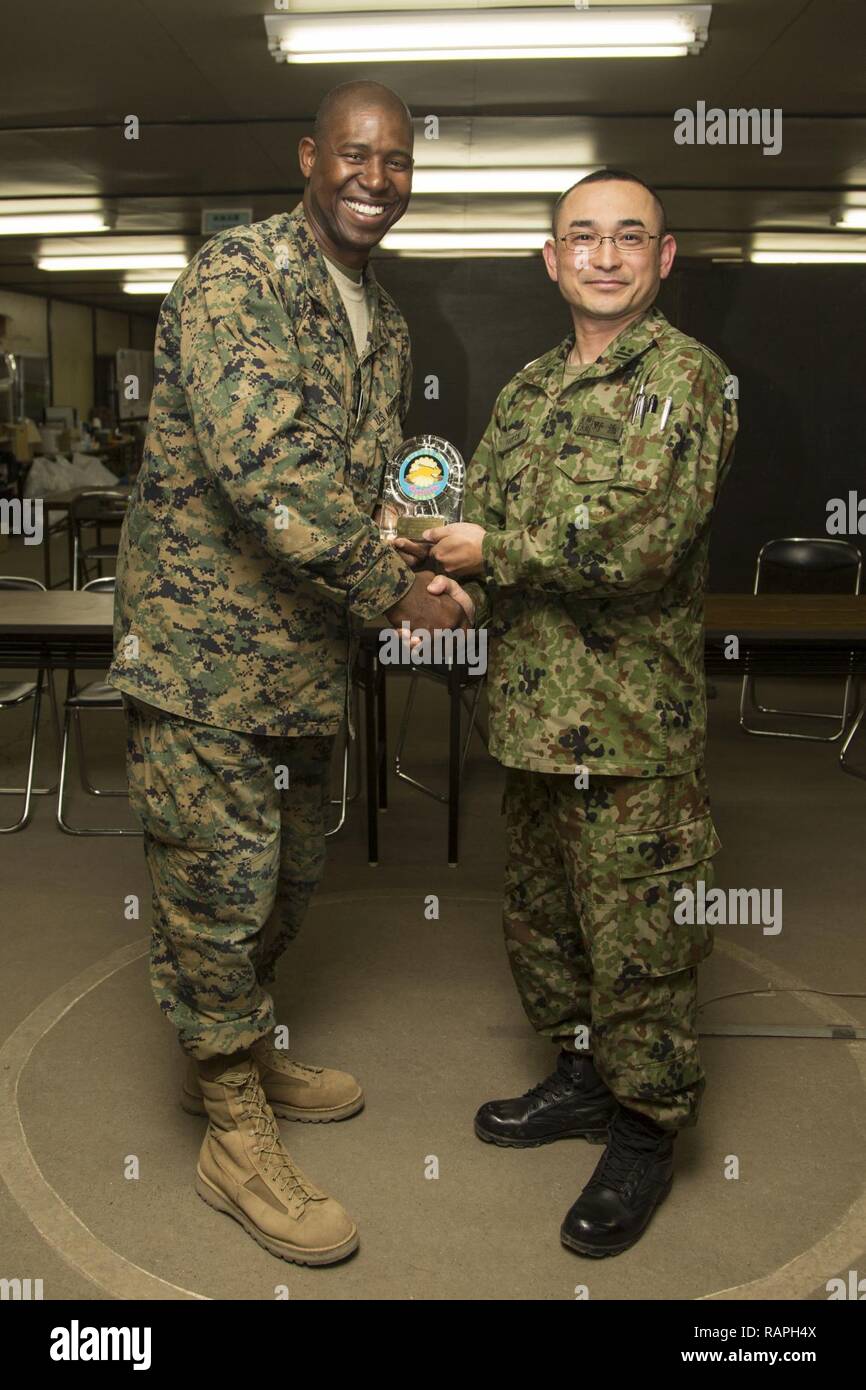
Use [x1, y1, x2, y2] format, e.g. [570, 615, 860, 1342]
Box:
[383, 522, 488, 639]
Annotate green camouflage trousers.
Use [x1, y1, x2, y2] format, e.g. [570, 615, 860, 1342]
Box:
[125, 699, 333, 1061]
[502, 767, 721, 1130]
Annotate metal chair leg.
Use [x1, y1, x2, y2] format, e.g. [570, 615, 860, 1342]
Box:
[0, 670, 61, 798]
[393, 672, 429, 795]
[394, 671, 484, 803]
[73, 707, 127, 795]
[459, 681, 485, 773]
[347, 685, 362, 803]
[0, 678, 42, 833]
[57, 673, 142, 835]
[325, 728, 350, 838]
[840, 686, 866, 780]
[740, 665, 856, 742]
[329, 691, 362, 799]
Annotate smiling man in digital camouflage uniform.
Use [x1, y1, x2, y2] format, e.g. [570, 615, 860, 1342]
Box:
[108, 82, 463, 1267]
[415, 170, 738, 1258]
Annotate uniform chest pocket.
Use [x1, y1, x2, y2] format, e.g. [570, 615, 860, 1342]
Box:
[343, 397, 402, 513]
[499, 428, 537, 525]
[375, 402, 403, 465]
[554, 443, 622, 486]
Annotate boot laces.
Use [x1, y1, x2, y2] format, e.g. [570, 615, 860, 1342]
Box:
[237, 1069, 316, 1205]
[257, 1045, 322, 1078]
[523, 1060, 578, 1105]
[587, 1141, 641, 1196]
[587, 1118, 662, 1196]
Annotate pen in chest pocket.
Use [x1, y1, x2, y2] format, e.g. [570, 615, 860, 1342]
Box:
[631, 386, 673, 433]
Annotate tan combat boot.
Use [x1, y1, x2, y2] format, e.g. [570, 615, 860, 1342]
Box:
[181, 1035, 364, 1122]
[195, 1055, 359, 1265]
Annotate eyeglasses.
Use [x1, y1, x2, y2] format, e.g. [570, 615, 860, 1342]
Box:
[559, 231, 661, 252]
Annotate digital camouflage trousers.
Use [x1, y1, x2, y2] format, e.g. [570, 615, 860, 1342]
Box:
[502, 766, 722, 1130]
[125, 699, 333, 1060]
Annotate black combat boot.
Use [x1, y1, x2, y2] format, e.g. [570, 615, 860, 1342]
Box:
[560, 1105, 676, 1257]
[474, 1050, 619, 1147]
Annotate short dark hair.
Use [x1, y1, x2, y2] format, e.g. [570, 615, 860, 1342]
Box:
[313, 81, 413, 144]
[551, 168, 667, 239]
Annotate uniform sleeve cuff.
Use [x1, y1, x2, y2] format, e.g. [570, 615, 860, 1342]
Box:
[481, 529, 510, 589]
[462, 580, 490, 628]
[348, 543, 416, 620]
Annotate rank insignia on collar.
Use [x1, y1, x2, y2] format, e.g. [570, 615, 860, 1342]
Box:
[575, 414, 623, 443]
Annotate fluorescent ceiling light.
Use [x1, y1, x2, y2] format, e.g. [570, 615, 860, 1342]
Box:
[0, 214, 109, 236]
[832, 210, 866, 229]
[123, 281, 175, 295]
[383, 230, 547, 251]
[265, 6, 711, 63]
[390, 248, 536, 259]
[412, 168, 591, 194]
[37, 254, 188, 272]
[752, 250, 866, 264]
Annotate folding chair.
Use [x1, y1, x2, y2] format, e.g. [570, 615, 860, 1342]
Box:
[41, 505, 71, 590]
[739, 537, 862, 741]
[70, 490, 127, 590]
[56, 575, 142, 836]
[0, 576, 61, 833]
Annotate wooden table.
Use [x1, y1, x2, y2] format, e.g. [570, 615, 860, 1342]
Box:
[360, 595, 866, 868]
[705, 593, 866, 669]
[2, 591, 862, 855]
[0, 591, 115, 669]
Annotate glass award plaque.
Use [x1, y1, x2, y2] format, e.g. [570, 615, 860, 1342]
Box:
[379, 435, 465, 543]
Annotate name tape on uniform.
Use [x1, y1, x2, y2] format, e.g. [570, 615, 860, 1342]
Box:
[575, 414, 624, 443]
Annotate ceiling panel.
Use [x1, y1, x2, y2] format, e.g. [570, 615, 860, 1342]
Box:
[0, 0, 863, 311]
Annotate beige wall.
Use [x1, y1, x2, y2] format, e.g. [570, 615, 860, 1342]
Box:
[0, 288, 156, 421]
[95, 308, 130, 355]
[50, 300, 93, 422]
[130, 315, 157, 351]
[0, 290, 49, 356]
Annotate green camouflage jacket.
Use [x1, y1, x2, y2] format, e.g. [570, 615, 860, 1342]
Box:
[464, 306, 738, 777]
[109, 203, 414, 736]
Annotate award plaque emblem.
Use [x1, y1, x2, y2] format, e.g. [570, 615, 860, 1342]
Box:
[379, 435, 465, 542]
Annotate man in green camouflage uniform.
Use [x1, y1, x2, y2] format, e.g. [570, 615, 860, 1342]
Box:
[417, 170, 738, 1258]
[109, 81, 462, 1266]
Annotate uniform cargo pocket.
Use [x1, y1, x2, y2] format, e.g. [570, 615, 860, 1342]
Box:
[617, 813, 721, 880]
[610, 813, 722, 980]
[126, 707, 217, 851]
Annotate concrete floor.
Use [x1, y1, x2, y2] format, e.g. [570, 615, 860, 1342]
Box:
[1, 536, 865, 1301]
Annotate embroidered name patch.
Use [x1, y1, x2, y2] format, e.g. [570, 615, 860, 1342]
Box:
[309, 356, 344, 405]
[575, 414, 623, 443]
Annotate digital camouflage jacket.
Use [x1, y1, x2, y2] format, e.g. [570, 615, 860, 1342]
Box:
[109, 203, 414, 735]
